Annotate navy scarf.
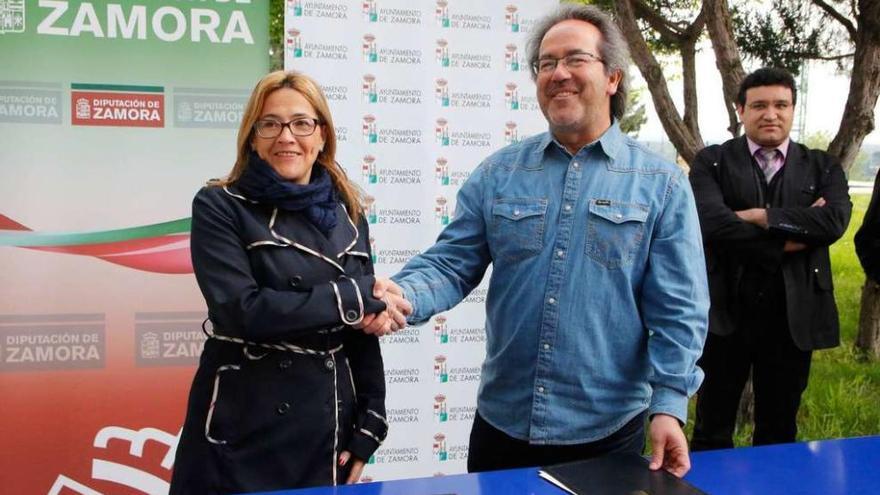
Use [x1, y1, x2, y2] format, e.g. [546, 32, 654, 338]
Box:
[236, 151, 339, 235]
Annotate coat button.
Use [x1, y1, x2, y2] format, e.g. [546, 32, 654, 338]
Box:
[289, 275, 303, 287]
[345, 309, 359, 321]
[279, 359, 291, 369]
[277, 402, 291, 414]
[325, 358, 335, 370]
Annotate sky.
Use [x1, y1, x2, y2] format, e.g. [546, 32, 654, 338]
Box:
[632, 45, 880, 147]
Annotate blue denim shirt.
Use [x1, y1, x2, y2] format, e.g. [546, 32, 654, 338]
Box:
[393, 123, 709, 444]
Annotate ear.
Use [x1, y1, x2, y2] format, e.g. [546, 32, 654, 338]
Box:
[736, 104, 745, 120]
[606, 69, 622, 96]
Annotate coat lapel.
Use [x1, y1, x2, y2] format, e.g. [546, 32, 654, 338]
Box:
[778, 141, 809, 207]
[325, 204, 358, 258]
[733, 136, 764, 208]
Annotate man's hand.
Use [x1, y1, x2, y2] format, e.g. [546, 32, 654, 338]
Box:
[736, 197, 825, 230]
[355, 277, 412, 336]
[338, 451, 365, 484]
[734, 208, 769, 229]
[648, 414, 690, 478]
[783, 240, 807, 252]
[780, 197, 825, 253]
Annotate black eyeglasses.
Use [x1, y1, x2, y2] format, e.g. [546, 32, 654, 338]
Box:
[531, 52, 604, 75]
[253, 117, 321, 138]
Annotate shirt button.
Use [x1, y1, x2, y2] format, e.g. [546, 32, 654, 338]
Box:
[289, 275, 303, 287]
[325, 358, 335, 370]
[277, 402, 291, 415]
[615, 214, 623, 219]
[814, 268, 819, 273]
[572, 162, 580, 169]
[543, 343, 550, 350]
[556, 250, 564, 258]
[345, 309, 359, 321]
[279, 359, 292, 370]
[513, 209, 521, 216]
[564, 204, 572, 212]
[548, 297, 556, 305]
[537, 386, 545, 393]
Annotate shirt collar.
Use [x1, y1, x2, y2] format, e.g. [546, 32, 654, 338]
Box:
[539, 120, 623, 160]
[746, 136, 790, 160]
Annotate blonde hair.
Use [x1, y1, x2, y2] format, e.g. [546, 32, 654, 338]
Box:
[215, 70, 361, 224]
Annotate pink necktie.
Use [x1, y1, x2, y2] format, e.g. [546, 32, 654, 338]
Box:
[755, 148, 781, 183]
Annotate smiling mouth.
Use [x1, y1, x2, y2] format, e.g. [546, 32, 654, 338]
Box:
[550, 91, 577, 98]
[275, 151, 302, 157]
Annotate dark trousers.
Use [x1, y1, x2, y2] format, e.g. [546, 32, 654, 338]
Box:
[691, 294, 812, 451]
[467, 410, 646, 472]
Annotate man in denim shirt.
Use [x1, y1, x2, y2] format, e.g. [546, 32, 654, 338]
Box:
[372, 4, 708, 476]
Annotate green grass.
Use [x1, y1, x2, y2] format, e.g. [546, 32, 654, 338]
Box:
[683, 194, 880, 446]
[798, 193, 880, 442]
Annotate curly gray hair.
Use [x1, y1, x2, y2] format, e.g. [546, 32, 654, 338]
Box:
[527, 3, 630, 121]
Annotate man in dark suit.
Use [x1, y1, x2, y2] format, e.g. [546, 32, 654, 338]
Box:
[689, 67, 852, 450]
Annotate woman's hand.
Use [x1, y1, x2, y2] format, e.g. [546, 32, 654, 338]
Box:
[355, 277, 412, 336]
[338, 450, 365, 484]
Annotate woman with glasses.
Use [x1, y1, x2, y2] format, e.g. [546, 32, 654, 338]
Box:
[170, 71, 407, 494]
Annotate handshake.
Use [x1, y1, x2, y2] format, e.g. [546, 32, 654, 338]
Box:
[355, 277, 413, 336]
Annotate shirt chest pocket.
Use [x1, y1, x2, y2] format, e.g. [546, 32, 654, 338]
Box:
[490, 198, 547, 263]
[585, 200, 649, 269]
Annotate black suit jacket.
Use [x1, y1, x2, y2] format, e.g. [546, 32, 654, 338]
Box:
[855, 172, 880, 282]
[689, 136, 852, 351]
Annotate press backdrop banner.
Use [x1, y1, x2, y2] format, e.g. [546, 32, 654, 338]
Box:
[285, 0, 557, 481]
[0, 1, 268, 493]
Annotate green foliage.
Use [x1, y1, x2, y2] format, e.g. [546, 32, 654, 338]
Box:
[802, 130, 833, 151]
[732, 0, 849, 74]
[621, 87, 649, 136]
[802, 131, 872, 181]
[269, 0, 284, 71]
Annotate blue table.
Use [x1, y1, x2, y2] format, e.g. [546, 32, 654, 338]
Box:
[255, 435, 880, 494]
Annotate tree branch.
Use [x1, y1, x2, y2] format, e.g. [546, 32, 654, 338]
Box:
[785, 51, 855, 61]
[827, 0, 880, 171]
[811, 0, 857, 40]
[631, 0, 685, 40]
[614, 0, 704, 164]
[703, 0, 746, 137]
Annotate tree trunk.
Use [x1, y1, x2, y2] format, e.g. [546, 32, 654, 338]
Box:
[613, 0, 704, 164]
[681, 40, 702, 140]
[857, 278, 880, 358]
[826, 0, 880, 172]
[702, 0, 746, 138]
[737, 374, 755, 429]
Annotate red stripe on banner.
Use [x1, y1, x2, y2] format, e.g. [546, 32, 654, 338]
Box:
[0, 213, 31, 231]
[96, 247, 194, 274]
[29, 234, 190, 256]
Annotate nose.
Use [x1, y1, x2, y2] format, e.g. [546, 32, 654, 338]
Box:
[278, 124, 297, 142]
[550, 62, 572, 81]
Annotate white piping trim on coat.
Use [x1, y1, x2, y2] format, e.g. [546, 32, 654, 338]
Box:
[330, 279, 365, 325]
[222, 186, 258, 203]
[246, 240, 288, 250]
[332, 353, 339, 486]
[205, 364, 241, 445]
[206, 329, 344, 356]
[366, 409, 389, 429]
[358, 428, 383, 444]
[268, 208, 347, 273]
[346, 357, 357, 399]
[224, 188, 367, 268]
[337, 203, 359, 258]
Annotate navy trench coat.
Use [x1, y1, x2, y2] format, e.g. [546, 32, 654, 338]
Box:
[170, 184, 388, 494]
